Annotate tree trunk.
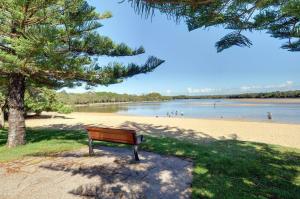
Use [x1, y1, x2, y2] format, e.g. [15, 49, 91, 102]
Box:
[0, 106, 4, 128]
[7, 74, 26, 148]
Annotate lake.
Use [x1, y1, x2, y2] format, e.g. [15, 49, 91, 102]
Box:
[74, 99, 300, 124]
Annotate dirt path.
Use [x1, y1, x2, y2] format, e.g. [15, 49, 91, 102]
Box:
[0, 146, 192, 199]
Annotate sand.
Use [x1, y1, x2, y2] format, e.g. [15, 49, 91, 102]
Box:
[229, 98, 300, 104]
[26, 112, 300, 149]
[0, 146, 192, 199]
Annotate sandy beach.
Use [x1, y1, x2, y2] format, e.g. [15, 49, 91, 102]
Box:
[25, 112, 300, 149]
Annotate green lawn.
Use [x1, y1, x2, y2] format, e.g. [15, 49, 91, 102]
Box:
[0, 128, 299, 199]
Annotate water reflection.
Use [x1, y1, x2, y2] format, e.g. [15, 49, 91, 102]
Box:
[74, 104, 129, 113]
[73, 99, 300, 124]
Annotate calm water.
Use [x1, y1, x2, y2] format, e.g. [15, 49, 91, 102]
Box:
[74, 99, 300, 124]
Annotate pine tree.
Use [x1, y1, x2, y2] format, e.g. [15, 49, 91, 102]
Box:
[0, 0, 164, 147]
[128, 0, 300, 52]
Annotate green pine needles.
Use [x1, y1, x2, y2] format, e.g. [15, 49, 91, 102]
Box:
[0, 0, 164, 88]
[128, 0, 300, 52]
[0, 0, 164, 147]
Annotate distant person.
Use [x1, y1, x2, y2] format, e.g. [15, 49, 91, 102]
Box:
[214, 103, 216, 108]
[267, 112, 272, 120]
[181, 112, 184, 117]
[175, 110, 178, 116]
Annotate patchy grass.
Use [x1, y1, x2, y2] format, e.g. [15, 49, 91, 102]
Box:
[0, 128, 299, 198]
[0, 129, 86, 162]
[140, 136, 300, 199]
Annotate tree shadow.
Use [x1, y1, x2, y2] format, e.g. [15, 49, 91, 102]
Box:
[1, 122, 300, 198]
[26, 126, 87, 144]
[119, 121, 217, 144]
[135, 135, 300, 198]
[37, 146, 192, 198]
[33, 122, 300, 198]
[26, 114, 73, 120]
[34, 120, 217, 144]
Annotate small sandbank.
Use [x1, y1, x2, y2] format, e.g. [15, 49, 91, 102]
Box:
[228, 98, 300, 104]
[25, 112, 300, 149]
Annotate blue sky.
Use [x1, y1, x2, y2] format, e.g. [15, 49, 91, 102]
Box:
[62, 0, 300, 95]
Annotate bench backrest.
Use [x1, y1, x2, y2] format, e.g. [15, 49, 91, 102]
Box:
[85, 126, 137, 145]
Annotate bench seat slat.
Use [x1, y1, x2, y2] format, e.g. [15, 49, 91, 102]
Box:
[86, 126, 137, 145]
[85, 126, 143, 161]
[89, 131, 136, 145]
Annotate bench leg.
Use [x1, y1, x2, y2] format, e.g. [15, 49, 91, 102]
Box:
[88, 138, 94, 156]
[133, 145, 140, 161]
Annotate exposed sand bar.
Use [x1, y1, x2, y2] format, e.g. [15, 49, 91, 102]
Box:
[26, 112, 300, 149]
[228, 98, 300, 104]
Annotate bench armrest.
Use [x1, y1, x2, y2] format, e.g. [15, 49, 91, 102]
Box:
[136, 135, 144, 145]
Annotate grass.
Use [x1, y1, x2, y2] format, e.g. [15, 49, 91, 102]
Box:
[0, 128, 86, 162]
[0, 128, 299, 199]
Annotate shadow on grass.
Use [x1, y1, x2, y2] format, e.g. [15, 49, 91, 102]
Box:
[1, 122, 300, 199]
[0, 127, 86, 147]
[38, 146, 192, 198]
[143, 136, 300, 199]
[25, 114, 74, 120]
[0, 128, 88, 162]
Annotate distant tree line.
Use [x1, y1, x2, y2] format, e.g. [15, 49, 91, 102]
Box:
[172, 90, 300, 99]
[57, 91, 171, 105]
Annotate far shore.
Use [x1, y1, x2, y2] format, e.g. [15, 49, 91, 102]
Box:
[25, 112, 300, 149]
[74, 100, 169, 107]
[228, 98, 300, 104]
[72, 98, 300, 107]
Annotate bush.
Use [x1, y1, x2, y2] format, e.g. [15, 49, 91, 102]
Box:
[25, 87, 72, 115]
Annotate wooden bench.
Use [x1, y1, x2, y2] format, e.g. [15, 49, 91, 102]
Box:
[85, 126, 144, 161]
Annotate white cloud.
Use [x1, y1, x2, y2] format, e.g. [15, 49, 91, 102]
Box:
[166, 89, 172, 94]
[186, 81, 296, 95]
[240, 85, 261, 91]
[240, 80, 294, 91]
[286, 80, 293, 85]
[187, 87, 218, 94]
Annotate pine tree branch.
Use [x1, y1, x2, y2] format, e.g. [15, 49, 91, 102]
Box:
[24, 56, 164, 86]
[0, 44, 15, 54]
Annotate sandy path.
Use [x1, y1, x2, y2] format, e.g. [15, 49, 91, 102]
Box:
[0, 146, 192, 199]
[26, 112, 300, 149]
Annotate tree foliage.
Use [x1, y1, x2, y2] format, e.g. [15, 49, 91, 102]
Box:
[0, 86, 72, 115]
[0, 0, 164, 147]
[0, 89, 5, 108]
[25, 88, 72, 115]
[0, 77, 7, 103]
[0, 0, 164, 88]
[57, 91, 171, 105]
[128, 0, 300, 52]
[173, 90, 300, 99]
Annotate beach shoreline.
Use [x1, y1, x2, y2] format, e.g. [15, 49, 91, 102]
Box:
[72, 98, 300, 107]
[25, 112, 300, 149]
[226, 98, 300, 104]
